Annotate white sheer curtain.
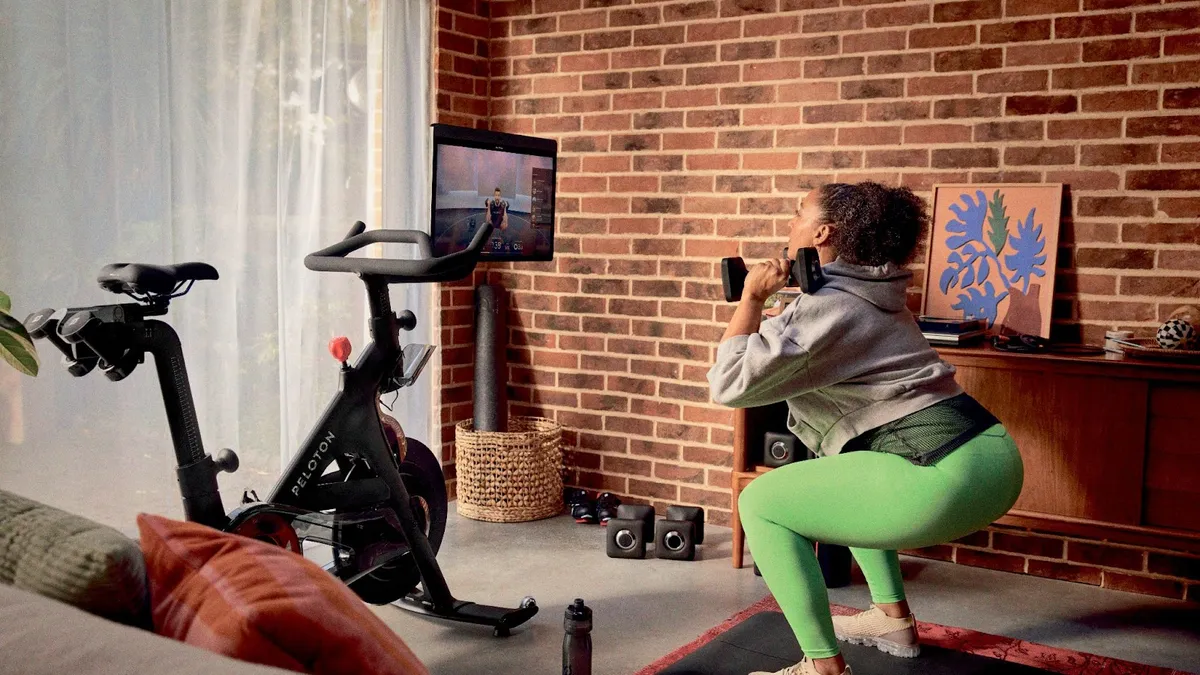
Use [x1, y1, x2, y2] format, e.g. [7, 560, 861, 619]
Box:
[0, 0, 381, 530]
[381, 0, 436, 454]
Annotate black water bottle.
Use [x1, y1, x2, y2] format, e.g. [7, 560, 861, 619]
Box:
[563, 598, 593, 675]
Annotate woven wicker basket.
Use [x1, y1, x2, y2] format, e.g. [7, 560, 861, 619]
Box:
[454, 416, 564, 523]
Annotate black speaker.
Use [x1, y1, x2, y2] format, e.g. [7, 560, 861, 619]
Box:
[615, 504, 655, 544]
[606, 517, 647, 559]
[665, 505, 705, 546]
[817, 542, 852, 588]
[763, 431, 799, 468]
[473, 284, 508, 432]
[654, 519, 696, 561]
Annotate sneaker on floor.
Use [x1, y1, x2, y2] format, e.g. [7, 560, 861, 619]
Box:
[595, 491, 622, 524]
[750, 657, 851, 675]
[832, 605, 920, 658]
[564, 488, 597, 524]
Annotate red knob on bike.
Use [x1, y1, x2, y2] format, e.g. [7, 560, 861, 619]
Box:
[329, 336, 352, 364]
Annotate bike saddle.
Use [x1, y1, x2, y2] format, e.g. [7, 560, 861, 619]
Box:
[98, 262, 219, 296]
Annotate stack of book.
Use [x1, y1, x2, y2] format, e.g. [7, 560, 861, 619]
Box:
[916, 316, 988, 346]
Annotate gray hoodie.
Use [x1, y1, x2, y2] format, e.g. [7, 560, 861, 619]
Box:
[707, 258, 962, 458]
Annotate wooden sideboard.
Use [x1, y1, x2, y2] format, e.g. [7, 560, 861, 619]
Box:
[731, 346, 1200, 568]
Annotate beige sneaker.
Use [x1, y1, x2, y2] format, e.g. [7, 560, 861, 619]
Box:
[749, 657, 852, 675]
[832, 605, 920, 658]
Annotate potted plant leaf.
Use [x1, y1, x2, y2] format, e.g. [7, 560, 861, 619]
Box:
[0, 290, 39, 377]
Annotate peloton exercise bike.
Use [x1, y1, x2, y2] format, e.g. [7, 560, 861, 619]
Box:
[24, 220, 538, 636]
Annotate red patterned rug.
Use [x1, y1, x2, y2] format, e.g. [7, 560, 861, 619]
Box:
[633, 596, 1193, 675]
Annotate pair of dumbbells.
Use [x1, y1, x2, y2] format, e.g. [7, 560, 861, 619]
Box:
[606, 504, 705, 561]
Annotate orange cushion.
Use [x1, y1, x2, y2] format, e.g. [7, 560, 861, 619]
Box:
[137, 513, 428, 675]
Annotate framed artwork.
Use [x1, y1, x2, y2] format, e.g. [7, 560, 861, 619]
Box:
[923, 184, 1063, 338]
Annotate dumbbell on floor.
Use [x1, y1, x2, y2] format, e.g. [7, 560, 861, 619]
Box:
[617, 504, 655, 543]
[665, 505, 704, 545]
[605, 504, 656, 559]
[605, 504, 707, 561]
[654, 519, 695, 561]
[654, 506, 706, 562]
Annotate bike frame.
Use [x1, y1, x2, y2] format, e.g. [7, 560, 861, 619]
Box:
[272, 277, 408, 511]
[32, 219, 538, 635]
[126, 276, 459, 606]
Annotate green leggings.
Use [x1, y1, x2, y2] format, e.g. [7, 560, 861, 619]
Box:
[738, 424, 1024, 659]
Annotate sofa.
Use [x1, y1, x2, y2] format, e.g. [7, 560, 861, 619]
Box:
[0, 488, 291, 673]
[0, 488, 428, 675]
[0, 583, 291, 674]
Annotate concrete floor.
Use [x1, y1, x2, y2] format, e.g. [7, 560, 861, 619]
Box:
[371, 512, 1200, 675]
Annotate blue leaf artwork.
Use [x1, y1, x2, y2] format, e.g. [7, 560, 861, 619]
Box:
[939, 266, 957, 294]
[950, 282, 1008, 325]
[1004, 208, 1048, 294]
[945, 190, 987, 250]
[935, 187, 1051, 331]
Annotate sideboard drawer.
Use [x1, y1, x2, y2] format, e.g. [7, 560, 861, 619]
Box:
[1144, 384, 1200, 532]
[954, 365, 1147, 525]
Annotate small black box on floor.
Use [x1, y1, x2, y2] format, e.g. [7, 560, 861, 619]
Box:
[665, 505, 705, 545]
[615, 504, 655, 543]
[655, 519, 696, 561]
[606, 517, 648, 559]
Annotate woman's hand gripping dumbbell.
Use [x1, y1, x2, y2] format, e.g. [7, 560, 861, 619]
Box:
[721, 247, 826, 303]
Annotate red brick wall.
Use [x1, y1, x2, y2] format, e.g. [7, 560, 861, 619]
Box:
[905, 522, 1200, 601]
[436, 0, 492, 495]
[432, 0, 1200, 596]
[437, 0, 491, 130]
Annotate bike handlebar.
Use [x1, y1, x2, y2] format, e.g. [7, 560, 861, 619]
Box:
[304, 221, 494, 283]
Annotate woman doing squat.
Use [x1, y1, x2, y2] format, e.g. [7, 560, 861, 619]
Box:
[707, 181, 1024, 675]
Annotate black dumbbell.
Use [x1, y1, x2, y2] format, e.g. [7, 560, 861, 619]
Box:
[665, 505, 705, 545]
[606, 517, 649, 559]
[720, 247, 825, 302]
[654, 519, 696, 561]
[615, 504, 655, 544]
[655, 505, 705, 561]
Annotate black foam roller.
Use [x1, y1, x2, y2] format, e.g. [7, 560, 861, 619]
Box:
[473, 283, 508, 432]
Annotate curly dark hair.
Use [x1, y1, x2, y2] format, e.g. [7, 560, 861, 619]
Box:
[817, 182, 929, 267]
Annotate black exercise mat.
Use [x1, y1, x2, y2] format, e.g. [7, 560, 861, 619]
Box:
[658, 612, 1056, 675]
